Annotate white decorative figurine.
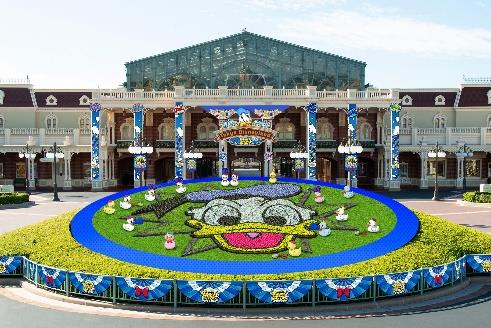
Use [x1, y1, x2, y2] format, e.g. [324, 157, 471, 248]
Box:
[318, 221, 331, 237]
[343, 185, 354, 198]
[230, 172, 239, 187]
[175, 176, 186, 193]
[221, 168, 230, 187]
[313, 186, 324, 203]
[119, 195, 132, 210]
[368, 218, 380, 233]
[144, 185, 156, 202]
[123, 217, 135, 231]
[335, 206, 348, 221]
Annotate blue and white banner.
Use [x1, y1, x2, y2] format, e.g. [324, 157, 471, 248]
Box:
[423, 263, 454, 288]
[376, 270, 421, 296]
[177, 281, 242, 303]
[116, 277, 172, 301]
[247, 281, 312, 303]
[38, 265, 66, 289]
[347, 104, 358, 180]
[454, 257, 466, 280]
[69, 272, 112, 295]
[174, 102, 184, 178]
[316, 276, 372, 301]
[390, 103, 401, 180]
[466, 255, 491, 273]
[133, 103, 144, 181]
[0, 256, 22, 275]
[90, 103, 101, 180]
[306, 102, 317, 180]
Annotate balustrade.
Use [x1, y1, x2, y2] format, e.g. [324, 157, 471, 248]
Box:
[45, 128, 73, 135]
[10, 128, 39, 135]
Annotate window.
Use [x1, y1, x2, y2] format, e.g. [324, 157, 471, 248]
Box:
[275, 117, 295, 140]
[78, 114, 90, 130]
[487, 90, 491, 105]
[427, 160, 446, 178]
[158, 118, 174, 140]
[46, 95, 57, 106]
[45, 114, 58, 129]
[433, 114, 446, 128]
[16, 162, 26, 178]
[358, 122, 373, 141]
[465, 159, 481, 177]
[0, 90, 4, 105]
[317, 118, 334, 140]
[401, 95, 413, 106]
[0, 115, 4, 129]
[435, 95, 445, 106]
[400, 163, 409, 178]
[120, 123, 133, 140]
[196, 117, 218, 140]
[401, 114, 413, 129]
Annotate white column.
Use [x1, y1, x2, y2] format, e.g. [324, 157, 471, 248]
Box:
[420, 152, 428, 189]
[456, 156, 464, 189]
[63, 154, 72, 190]
[263, 140, 273, 177]
[28, 158, 36, 189]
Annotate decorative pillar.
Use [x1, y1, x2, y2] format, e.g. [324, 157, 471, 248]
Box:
[218, 140, 228, 177]
[389, 103, 401, 191]
[174, 102, 185, 179]
[347, 103, 358, 187]
[28, 157, 36, 189]
[133, 103, 144, 187]
[306, 102, 317, 180]
[456, 155, 464, 189]
[263, 140, 273, 177]
[419, 151, 428, 189]
[63, 153, 72, 190]
[90, 103, 102, 191]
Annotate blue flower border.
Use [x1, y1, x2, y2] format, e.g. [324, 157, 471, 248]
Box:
[70, 177, 419, 275]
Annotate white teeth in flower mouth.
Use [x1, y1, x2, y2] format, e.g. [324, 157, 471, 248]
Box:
[246, 232, 260, 239]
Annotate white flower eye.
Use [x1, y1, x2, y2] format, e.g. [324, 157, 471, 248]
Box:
[262, 205, 300, 226]
[203, 205, 241, 226]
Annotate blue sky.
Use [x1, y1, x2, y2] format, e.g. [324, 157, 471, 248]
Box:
[1, 0, 490, 88]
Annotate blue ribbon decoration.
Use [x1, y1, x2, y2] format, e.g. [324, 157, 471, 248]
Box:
[116, 277, 172, 301]
[306, 102, 317, 180]
[177, 281, 242, 303]
[69, 272, 112, 295]
[390, 103, 400, 180]
[347, 103, 358, 180]
[90, 103, 101, 180]
[316, 276, 372, 301]
[466, 255, 491, 273]
[376, 270, 421, 296]
[38, 265, 66, 289]
[246, 281, 312, 303]
[423, 263, 454, 288]
[175, 102, 184, 178]
[0, 256, 22, 274]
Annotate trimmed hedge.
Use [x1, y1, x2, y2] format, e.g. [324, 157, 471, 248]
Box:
[463, 192, 491, 203]
[0, 192, 29, 205]
[0, 210, 490, 281]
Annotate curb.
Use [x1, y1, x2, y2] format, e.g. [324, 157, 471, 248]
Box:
[457, 200, 491, 208]
[0, 201, 35, 210]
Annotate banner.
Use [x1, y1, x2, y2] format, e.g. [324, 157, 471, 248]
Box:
[38, 265, 66, 289]
[467, 255, 491, 273]
[376, 270, 421, 296]
[306, 102, 317, 180]
[116, 277, 172, 301]
[246, 281, 312, 303]
[175, 102, 184, 178]
[390, 103, 401, 180]
[347, 103, 357, 180]
[133, 103, 144, 181]
[215, 126, 277, 143]
[69, 272, 112, 295]
[90, 103, 101, 180]
[316, 276, 372, 301]
[177, 281, 242, 303]
[0, 256, 22, 274]
[423, 264, 454, 288]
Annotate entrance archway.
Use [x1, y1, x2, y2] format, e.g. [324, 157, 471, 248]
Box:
[357, 157, 376, 187]
[318, 158, 337, 182]
[117, 157, 134, 187]
[154, 157, 175, 183]
[231, 156, 262, 177]
[195, 158, 218, 178]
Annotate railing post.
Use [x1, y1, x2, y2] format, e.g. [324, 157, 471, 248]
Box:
[372, 276, 376, 302]
[112, 276, 117, 304]
[35, 263, 38, 288]
[311, 280, 316, 309]
[242, 281, 247, 313]
[420, 270, 424, 295]
[66, 271, 70, 297]
[173, 280, 178, 311]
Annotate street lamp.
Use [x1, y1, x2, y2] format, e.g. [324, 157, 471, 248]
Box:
[428, 141, 446, 201]
[184, 141, 203, 179]
[128, 140, 153, 187]
[456, 143, 473, 191]
[337, 138, 363, 187]
[44, 142, 64, 201]
[18, 143, 37, 195]
[289, 141, 309, 179]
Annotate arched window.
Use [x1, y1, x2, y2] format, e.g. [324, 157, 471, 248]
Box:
[158, 118, 174, 140]
[45, 114, 58, 129]
[316, 117, 334, 140]
[358, 121, 373, 141]
[435, 95, 446, 106]
[0, 115, 4, 129]
[275, 117, 295, 140]
[433, 114, 446, 128]
[120, 122, 133, 140]
[196, 117, 218, 140]
[78, 114, 90, 130]
[487, 90, 491, 105]
[401, 113, 413, 129]
[401, 95, 413, 106]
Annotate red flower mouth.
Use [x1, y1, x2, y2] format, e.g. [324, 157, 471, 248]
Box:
[222, 232, 285, 249]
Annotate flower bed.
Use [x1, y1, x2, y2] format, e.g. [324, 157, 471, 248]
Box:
[0, 192, 29, 205]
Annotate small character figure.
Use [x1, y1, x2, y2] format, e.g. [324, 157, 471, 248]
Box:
[123, 217, 135, 231]
[343, 185, 354, 198]
[313, 186, 324, 203]
[318, 221, 331, 236]
[230, 172, 239, 187]
[144, 185, 156, 201]
[120, 195, 132, 210]
[287, 239, 302, 257]
[269, 170, 277, 184]
[175, 176, 186, 193]
[103, 200, 115, 214]
[164, 233, 176, 250]
[368, 218, 380, 233]
[221, 168, 230, 187]
[335, 206, 348, 221]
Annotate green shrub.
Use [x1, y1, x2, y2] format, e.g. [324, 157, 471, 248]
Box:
[463, 192, 491, 203]
[0, 210, 490, 280]
[0, 192, 29, 205]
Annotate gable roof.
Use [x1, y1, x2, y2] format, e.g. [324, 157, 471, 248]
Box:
[0, 87, 35, 107]
[126, 31, 366, 66]
[458, 86, 491, 107]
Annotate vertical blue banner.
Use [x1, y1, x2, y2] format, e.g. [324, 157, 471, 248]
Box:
[306, 102, 317, 180]
[174, 102, 184, 178]
[90, 103, 101, 181]
[390, 103, 401, 180]
[347, 104, 358, 180]
[132, 103, 144, 181]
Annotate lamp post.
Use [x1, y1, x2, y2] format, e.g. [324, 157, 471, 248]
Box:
[128, 140, 153, 187]
[183, 141, 203, 179]
[337, 138, 363, 187]
[45, 142, 64, 201]
[428, 141, 446, 201]
[289, 141, 309, 179]
[456, 143, 473, 191]
[18, 143, 37, 195]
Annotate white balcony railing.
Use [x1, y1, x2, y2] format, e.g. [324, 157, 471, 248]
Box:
[80, 128, 91, 135]
[450, 127, 481, 134]
[487, 128, 491, 134]
[417, 128, 446, 135]
[45, 128, 74, 135]
[10, 128, 39, 135]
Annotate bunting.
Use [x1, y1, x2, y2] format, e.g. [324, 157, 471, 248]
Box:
[423, 264, 454, 288]
[0, 256, 22, 275]
[246, 281, 312, 303]
[116, 277, 172, 301]
[316, 276, 372, 301]
[177, 281, 242, 303]
[466, 255, 491, 273]
[38, 265, 66, 289]
[376, 270, 421, 296]
[69, 272, 112, 295]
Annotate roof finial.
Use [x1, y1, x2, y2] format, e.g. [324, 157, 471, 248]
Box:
[242, 27, 247, 32]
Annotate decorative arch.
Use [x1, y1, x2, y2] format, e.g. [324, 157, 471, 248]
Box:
[401, 95, 413, 106]
[45, 113, 58, 129]
[433, 113, 446, 128]
[434, 95, 446, 106]
[46, 95, 57, 106]
[316, 117, 334, 140]
[275, 117, 295, 140]
[400, 113, 413, 129]
[158, 117, 175, 140]
[120, 118, 133, 140]
[196, 117, 218, 140]
[357, 119, 373, 141]
[78, 113, 90, 130]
